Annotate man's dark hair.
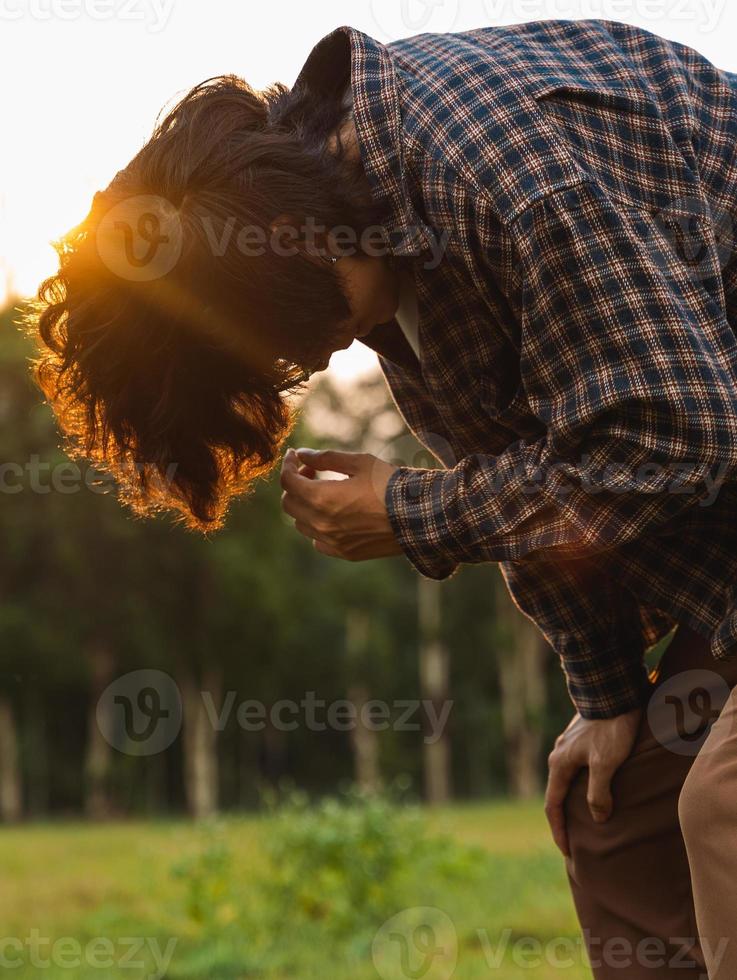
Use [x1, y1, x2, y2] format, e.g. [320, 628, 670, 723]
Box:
[27, 71, 382, 529]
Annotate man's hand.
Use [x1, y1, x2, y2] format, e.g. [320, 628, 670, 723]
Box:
[280, 447, 403, 561]
[545, 708, 642, 857]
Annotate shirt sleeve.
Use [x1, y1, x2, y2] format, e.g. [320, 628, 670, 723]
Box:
[387, 179, 737, 567]
[385, 180, 737, 714]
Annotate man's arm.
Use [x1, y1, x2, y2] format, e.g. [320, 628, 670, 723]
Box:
[381, 174, 734, 729]
[386, 178, 737, 603]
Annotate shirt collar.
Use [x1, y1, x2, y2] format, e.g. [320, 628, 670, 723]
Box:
[292, 25, 429, 259]
[292, 27, 427, 372]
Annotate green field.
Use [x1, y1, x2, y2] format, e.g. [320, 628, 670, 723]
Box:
[0, 800, 591, 980]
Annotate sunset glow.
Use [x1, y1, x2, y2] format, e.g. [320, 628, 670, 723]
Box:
[2, 0, 735, 378]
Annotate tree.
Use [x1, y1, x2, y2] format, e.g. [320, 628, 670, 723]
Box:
[0, 693, 21, 822]
[0, 302, 569, 817]
[418, 577, 452, 804]
[494, 572, 549, 798]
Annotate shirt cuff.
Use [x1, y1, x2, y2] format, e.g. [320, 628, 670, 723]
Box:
[572, 663, 654, 720]
[385, 466, 459, 580]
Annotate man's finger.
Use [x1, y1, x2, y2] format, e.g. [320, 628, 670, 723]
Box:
[279, 448, 299, 486]
[280, 451, 319, 496]
[294, 520, 324, 542]
[314, 538, 343, 558]
[586, 761, 616, 824]
[280, 490, 317, 526]
[544, 763, 574, 857]
[296, 448, 364, 476]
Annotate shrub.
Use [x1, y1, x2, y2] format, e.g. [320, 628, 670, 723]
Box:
[173, 787, 489, 961]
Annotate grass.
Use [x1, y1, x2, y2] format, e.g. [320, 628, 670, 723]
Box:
[0, 800, 591, 979]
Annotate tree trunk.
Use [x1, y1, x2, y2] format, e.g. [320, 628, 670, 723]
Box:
[495, 573, 548, 798]
[261, 716, 288, 788]
[348, 682, 382, 794]
[346, 609, 381, 794]
[0, 694, 22, 823]
[418, 577, 452, 804]
[23, 685, 48, 818]
[144, 752, 167, 816]
[181, 665, 222, 820]
[85, 643, 116, 820]
[238, 730, 260, 809]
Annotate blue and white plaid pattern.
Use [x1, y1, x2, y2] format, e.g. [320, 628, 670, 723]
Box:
[295, 19, 737, 718]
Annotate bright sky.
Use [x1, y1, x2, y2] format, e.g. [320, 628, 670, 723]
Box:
[1, 0, 735, 378]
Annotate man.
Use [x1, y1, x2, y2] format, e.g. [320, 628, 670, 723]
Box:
[29, 18, 737, 978]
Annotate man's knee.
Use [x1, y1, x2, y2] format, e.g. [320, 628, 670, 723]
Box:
[566, 746, 695, 898]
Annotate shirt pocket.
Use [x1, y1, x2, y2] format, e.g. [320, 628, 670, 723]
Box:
[533, 82, 701, 216]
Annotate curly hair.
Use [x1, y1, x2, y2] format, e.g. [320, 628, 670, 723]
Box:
[26, 68, 382, 530]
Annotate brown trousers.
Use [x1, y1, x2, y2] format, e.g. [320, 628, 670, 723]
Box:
[564, 624, 737, 979]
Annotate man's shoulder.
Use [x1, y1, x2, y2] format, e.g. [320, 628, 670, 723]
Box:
[389, 19, 720, 224]
[386, 18, 699, 84]
[384, 22, 598, 223]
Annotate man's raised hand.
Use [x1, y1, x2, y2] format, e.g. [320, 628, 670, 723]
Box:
[280, 447, 403, 561]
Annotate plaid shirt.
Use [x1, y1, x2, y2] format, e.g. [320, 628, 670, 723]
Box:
[294, 19, 737, 719]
